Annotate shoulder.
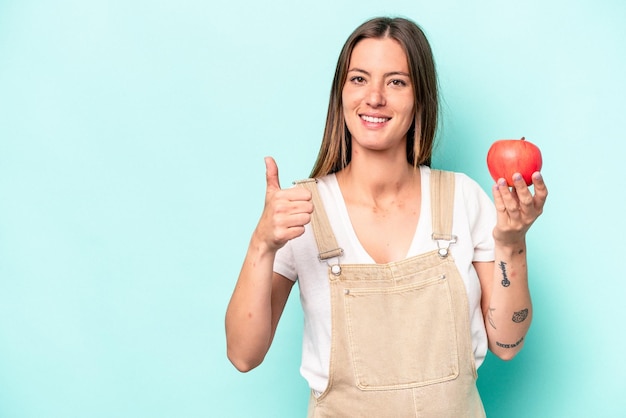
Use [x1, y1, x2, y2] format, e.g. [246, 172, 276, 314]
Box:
[316, 173, 337, 188]
[308, 174, 340, 202]
[455, 172, 487, 199]
[453, 172, 492, 208]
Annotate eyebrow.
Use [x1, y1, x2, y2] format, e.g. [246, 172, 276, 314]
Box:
[347, 68, 410, 78]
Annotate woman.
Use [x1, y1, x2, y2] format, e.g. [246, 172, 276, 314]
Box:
[226, 16, 547, 417]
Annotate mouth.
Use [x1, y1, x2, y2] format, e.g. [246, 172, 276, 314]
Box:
[360, 114, 391, 124]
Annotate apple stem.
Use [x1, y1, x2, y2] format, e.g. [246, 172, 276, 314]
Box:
[521, 136, 526, 141]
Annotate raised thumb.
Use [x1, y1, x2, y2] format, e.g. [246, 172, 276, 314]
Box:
[265, 156, 281, 191]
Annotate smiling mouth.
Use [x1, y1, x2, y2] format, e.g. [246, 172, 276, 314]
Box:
[360, 115, 390, 123]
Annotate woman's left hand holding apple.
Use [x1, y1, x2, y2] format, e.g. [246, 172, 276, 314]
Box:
[492, 171, 548, 246]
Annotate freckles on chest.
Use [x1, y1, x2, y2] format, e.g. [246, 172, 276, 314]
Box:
[349, 202, 421, 263]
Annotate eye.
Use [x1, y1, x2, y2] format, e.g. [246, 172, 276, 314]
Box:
[350, 76, 366, 84]
[389, 79, 408, 87]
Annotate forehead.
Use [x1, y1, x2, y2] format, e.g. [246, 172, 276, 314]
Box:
[349, 37, 409, 72]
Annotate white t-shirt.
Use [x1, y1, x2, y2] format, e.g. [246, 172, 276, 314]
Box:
[274, 166, 496, 395]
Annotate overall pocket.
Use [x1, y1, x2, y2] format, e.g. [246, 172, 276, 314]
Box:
[343, 274, 459, 391]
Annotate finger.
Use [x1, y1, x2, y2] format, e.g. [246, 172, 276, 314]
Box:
[271, 212, 312, 243]
[531, 172, 548, 207]
[271, 198, 314, 223]
[492, 181, 507, 213]
[511, 173, 529, 195]
[495, 178, 521, 217]
[286, 212, 313, 229]
[282, 225, 307, 242]
[288, 200, 314, 216]
[278, 187, 312, 203]
[265, 156, 281, 192]
[511, 173, 534, 209]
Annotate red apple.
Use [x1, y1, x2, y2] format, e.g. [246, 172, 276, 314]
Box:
[487, 137, 542, 186]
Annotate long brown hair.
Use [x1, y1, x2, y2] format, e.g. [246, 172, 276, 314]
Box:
[310, 17, 439, 178]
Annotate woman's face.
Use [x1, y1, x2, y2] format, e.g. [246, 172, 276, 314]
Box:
[342, 37, 415, 157]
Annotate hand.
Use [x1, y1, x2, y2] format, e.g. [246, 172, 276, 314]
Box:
[492, 171, 548, 246]
[254, 157, 313, 252]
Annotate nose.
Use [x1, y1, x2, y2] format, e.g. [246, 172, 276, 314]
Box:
[365, 83, 386, 108]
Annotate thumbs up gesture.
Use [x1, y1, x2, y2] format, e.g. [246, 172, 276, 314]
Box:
[255, 157, 313, 252]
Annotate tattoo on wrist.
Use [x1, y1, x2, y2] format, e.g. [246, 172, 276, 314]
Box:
[512, 308, 529, 323]
[499, 261, 510, 287]
[488, 307, 497, 329]
[496, 336, 524, 349]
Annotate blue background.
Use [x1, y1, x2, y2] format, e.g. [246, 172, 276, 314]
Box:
[1, 0, 625, 417]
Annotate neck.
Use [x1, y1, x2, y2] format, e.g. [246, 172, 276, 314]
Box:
[337, 153, 419, 203]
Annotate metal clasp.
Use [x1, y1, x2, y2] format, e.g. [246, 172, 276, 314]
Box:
[324, 253, 343, 277]
[432, 234, 457, 258]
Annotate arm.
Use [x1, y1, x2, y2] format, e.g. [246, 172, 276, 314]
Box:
[225, 157, 312, 372]
[476, 172, 548, 360]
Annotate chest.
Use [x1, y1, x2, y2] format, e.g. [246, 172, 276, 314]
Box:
[347, 199, 421, 264]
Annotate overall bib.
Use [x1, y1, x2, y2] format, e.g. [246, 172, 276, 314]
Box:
[296, 170, 486, 418]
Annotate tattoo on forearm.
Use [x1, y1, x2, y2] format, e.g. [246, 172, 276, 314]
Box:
[496, 336, 524, 349]
[512, 308, 529, 323]
[498, 261, 510, 287]
[488, 307, 497, 329]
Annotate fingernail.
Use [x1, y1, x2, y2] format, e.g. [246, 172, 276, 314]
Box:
[497, 178, 507, 187]
[513, 173, 523, 182]
[533, 172, 543, 181]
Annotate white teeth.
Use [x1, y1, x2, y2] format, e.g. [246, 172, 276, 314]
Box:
[361, 115, 389, 123]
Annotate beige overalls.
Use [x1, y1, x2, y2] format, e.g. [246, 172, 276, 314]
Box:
[296, 170, 486, 418]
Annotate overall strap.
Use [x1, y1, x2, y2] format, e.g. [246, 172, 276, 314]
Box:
[430, 169, 457, 256]
[294, 179, 343, 261]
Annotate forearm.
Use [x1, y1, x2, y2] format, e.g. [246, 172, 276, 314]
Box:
[485, 239, 532, 360]
[225, 156, 310, 371]
[225, 233, 277, 371]
[482, 171, 547, 359]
